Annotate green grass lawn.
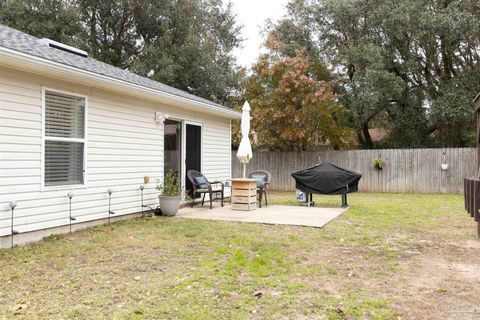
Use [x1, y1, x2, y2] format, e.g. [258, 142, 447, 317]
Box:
[1, 192, 479, 319]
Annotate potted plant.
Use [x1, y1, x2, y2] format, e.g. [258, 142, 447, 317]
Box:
[157, 170, 181, 216]
[372, 158, 385, 170]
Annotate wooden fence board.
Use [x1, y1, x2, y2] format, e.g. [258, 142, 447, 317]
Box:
[232, 148, 477, 194]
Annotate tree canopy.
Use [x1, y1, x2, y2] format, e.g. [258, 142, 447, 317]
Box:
[1, 0, 479, 149]
[0, 0, 241, 103]
[267, 0, 480, 148]
[236, 37, 351, 151]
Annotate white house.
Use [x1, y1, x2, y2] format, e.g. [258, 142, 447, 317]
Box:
[0, 24, 241, 248]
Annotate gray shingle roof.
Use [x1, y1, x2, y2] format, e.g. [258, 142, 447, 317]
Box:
[0, 24, 230, 111]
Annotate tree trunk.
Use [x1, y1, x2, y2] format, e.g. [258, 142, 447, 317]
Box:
[362, 123, 373, 149]
[357, 131, 365, 146]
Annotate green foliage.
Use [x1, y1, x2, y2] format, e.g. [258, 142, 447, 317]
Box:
[130, 0, 241, 103]
[267, 0, 480, 148]
[372, 158, 385, 170]
[0, 0, 241, 103]
[0, 0, 81, 46]
[266, 1, 331, 82]
[156, 169, 181, 197]
[238, 37, 353, 151]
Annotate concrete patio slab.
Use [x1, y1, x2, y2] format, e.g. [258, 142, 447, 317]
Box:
[176, 204, 347, 228]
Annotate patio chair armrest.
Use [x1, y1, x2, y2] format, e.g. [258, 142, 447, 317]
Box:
[209, 181, 224, 190]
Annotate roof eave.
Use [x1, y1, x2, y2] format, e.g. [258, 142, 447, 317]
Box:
[0, 46, 242, 119]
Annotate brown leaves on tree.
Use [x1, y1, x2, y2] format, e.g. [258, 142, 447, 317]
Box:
[240, 37, 352, 151]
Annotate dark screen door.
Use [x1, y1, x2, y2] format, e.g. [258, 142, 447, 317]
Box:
[185, 123, 202, 198]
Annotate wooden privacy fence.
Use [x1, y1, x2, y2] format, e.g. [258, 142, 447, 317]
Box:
[231, 148, 477, 194]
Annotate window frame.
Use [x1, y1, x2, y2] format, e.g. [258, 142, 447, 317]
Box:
[41, 87, 88, 191]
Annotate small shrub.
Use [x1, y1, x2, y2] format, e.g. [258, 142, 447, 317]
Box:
[156, 170, 181, 196]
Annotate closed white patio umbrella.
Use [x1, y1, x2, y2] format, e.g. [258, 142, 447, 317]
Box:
[237, 101, 253, 178]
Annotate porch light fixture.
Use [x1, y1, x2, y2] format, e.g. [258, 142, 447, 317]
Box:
[107, 189, 115, 224]
[155, 112, 169, 124]
[67, 192, 76, 234]
[8, 201, 19, 248]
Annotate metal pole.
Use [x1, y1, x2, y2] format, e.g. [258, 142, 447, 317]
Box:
[9, 201, 18, 248]
[107, 189, 115, 224]
[11, 208, 14, 248]
[69, 197, 72, 234]
[108, 193, 111, 225]
[341, 194, 348, 208]
[140, 185, 144, 217]
[68, 192, 75, 234]
[243, 163, 246, 178]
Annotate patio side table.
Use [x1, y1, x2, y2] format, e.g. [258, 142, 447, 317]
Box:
[231, 178, 257, 211]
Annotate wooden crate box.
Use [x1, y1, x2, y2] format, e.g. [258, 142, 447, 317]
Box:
[231, 179, 257, 211]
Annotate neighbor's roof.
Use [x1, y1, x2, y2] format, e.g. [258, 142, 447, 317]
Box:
[0, 24, 237, 115]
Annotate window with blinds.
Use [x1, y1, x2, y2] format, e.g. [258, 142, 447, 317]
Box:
[44, 90, 86, 187]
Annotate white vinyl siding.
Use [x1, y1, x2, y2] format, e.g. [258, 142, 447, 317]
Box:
[0, 67, 232, 240]
[43, 90, 86, 187]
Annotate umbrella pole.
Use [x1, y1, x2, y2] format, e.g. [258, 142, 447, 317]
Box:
[243, 164, 246, 178]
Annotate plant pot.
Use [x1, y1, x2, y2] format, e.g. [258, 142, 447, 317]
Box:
[158, 195, 181, 216]
[441, 163, 449, 170]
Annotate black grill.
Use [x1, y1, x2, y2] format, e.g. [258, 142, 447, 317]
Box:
[292, 163, 362, 207]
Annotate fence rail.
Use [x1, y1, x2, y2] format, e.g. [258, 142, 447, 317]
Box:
[232, 148, 477, 194]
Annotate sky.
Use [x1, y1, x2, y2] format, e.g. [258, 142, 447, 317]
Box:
[230, 0, 290, 68]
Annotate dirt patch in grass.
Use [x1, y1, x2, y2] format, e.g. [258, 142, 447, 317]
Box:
[0, 192, 479, 319]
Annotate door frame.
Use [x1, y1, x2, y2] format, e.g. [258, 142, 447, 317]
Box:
[181, 120, 203, 200]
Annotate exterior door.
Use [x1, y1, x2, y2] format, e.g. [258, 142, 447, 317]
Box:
[163, 119, 182, 179]
[184, 122, 202, 198]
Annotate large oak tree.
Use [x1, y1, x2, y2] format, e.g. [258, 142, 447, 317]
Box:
[0, 0, 241, 103]
[269, 0, 480, 148]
